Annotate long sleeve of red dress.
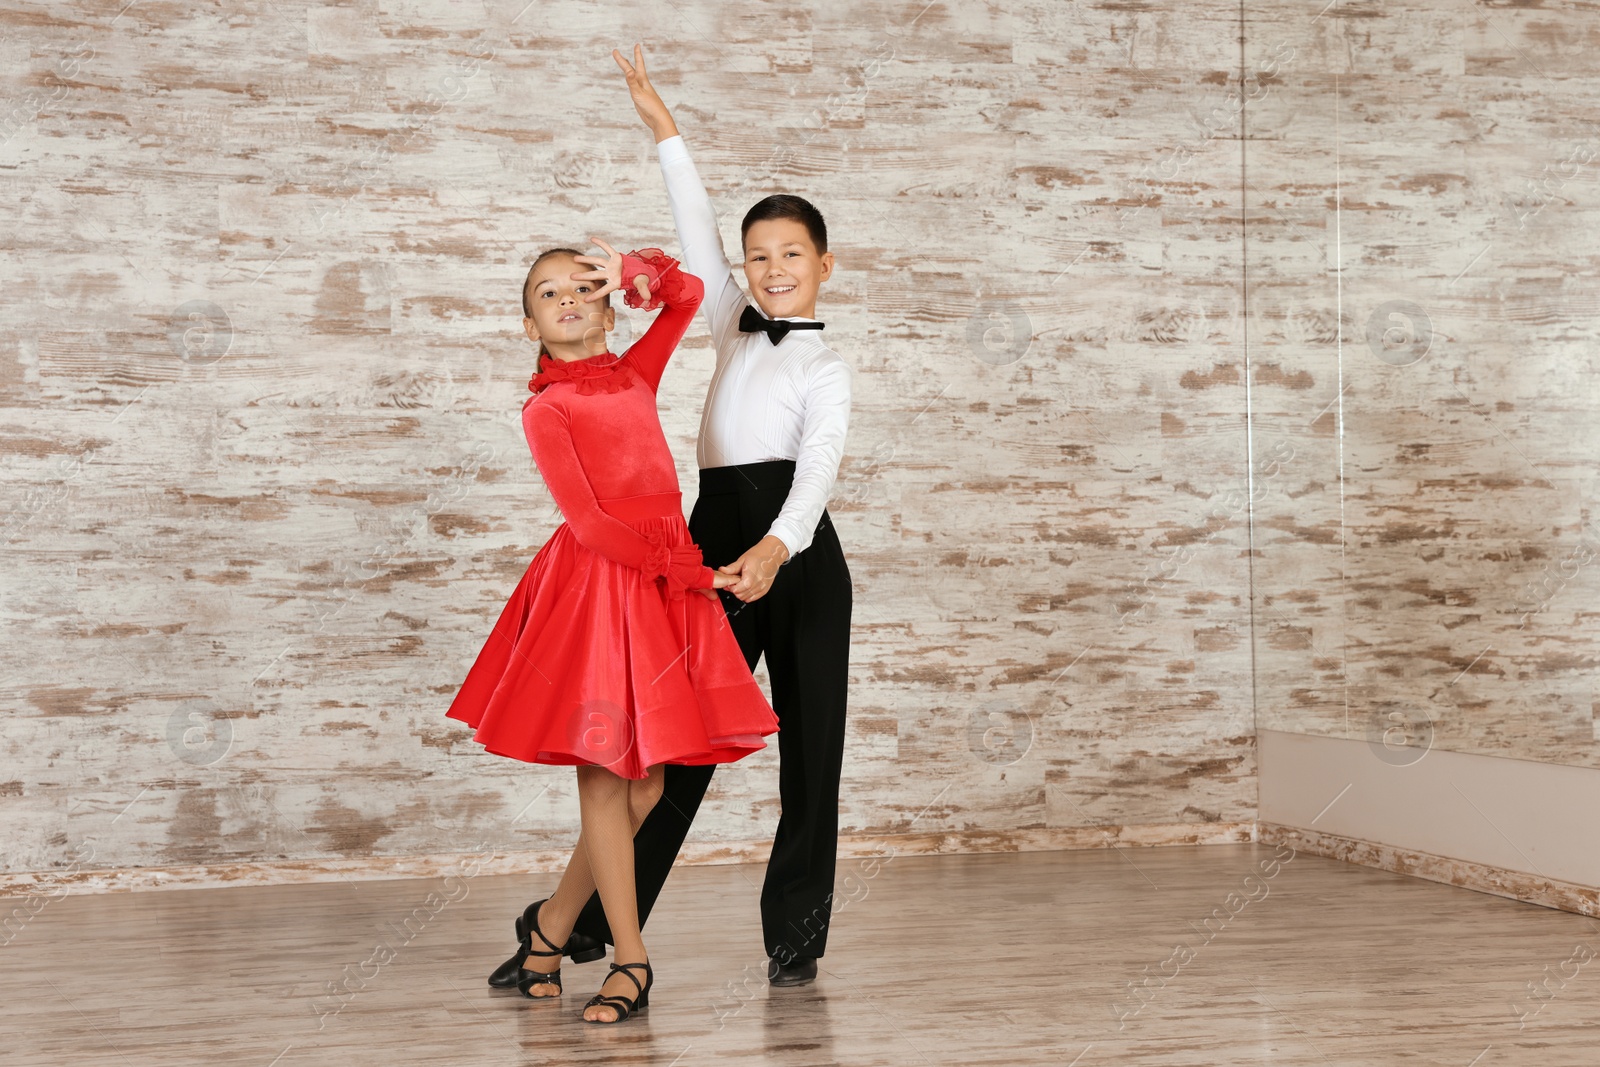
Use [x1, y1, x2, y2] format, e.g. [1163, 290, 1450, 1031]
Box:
[522, 251, 716, 598]
[614, 247, 699, 392]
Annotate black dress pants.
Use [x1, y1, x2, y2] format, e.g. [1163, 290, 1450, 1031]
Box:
[569, 459, 852, 961]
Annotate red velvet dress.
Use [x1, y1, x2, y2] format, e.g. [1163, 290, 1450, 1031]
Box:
[446, 249, 778, 779]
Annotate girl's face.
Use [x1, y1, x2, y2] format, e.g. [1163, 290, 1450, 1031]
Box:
[743, 218, 834, 320]
[523, 253, 614, 358]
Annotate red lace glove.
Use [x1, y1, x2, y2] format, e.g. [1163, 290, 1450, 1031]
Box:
[621, 249, 689, 312]
[639, 531, 715, 600]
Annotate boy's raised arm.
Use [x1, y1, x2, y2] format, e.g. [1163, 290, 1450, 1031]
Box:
[614, 46, 749, 362]
[654, 136, 748, 358]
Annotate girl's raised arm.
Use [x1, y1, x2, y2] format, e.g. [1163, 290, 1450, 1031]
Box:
[570, 240, 705, 392]
[612, 249, 704, 392]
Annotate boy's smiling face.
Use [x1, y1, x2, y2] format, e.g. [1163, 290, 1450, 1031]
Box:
[743, 217, 834, 321]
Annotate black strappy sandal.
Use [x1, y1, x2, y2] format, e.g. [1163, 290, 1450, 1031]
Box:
[489, 899, 608, 988]
[582, 960, 652, 1024]
[514, 901, 566, 1000]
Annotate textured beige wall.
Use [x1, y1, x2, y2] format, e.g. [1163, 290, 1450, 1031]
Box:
[0, 1, 1261, 879]
[1245, 1, 1600, 768]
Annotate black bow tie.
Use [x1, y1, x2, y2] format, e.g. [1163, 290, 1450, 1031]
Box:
[739, 304, 825, 345]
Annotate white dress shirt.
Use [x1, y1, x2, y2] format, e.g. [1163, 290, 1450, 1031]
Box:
[655, 134, 852, 559]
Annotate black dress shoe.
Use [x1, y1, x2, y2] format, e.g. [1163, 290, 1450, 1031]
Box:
[566, 930, 605, 962]
[487, 900, 609, 988]
[767, 956, 818, 986]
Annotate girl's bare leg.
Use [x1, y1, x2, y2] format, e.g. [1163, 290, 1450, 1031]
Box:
[575, 764, 662, 1021]
[520, 765, 666, 999]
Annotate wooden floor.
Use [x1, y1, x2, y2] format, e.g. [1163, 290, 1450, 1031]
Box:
[5, 845, 1598, 1065]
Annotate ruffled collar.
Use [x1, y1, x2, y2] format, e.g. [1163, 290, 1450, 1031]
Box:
[527, 349, 637, 396]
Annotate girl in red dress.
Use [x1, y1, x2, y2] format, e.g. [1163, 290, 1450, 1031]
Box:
[446, 236, 778, 1023]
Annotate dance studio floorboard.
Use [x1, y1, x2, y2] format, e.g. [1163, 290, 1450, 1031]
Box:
[4, 844, 1597, 1065]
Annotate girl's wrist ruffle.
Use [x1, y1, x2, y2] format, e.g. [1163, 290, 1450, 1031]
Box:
[621, 249, 686, 312]
[640, 535, 672, 581]
[640, 532, 711, 599]
[661, 543, 710, 600]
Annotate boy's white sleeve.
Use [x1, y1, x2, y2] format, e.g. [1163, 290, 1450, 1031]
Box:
[655, 134, 749, 367]
[767, 357, 852, 559]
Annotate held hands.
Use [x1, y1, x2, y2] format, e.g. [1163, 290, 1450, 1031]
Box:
[570, 236, 652, 304]
[697, 570, 739, 600]
[718, 535, 789, 603]
[612, 44, 678, 141]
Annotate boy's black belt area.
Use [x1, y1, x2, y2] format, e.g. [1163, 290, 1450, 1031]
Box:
[698, 458, 796, 496]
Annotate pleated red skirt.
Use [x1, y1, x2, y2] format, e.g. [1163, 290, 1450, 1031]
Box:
[446, 492, 778, 780]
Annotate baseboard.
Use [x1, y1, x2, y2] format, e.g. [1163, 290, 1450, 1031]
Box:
[1259, 822, 1600, 918]
[0, 821, 1255, 897]
[1257, 728, 1600, 910]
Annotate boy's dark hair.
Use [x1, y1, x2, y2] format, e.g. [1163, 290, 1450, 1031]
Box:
[741, 195, 828, 256]
[523, 247, 611, 356]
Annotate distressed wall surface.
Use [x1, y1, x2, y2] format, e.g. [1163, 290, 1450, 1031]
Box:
[1, 1, 1259, 880]
[1245, 1, 1600, 768]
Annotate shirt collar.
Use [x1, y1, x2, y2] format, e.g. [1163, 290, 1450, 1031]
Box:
[749, 309, 821, 323]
